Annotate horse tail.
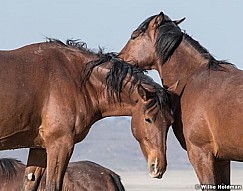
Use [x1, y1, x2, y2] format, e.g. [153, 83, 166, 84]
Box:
[110, 172, 126, 191]
[0, 158, 21, 181]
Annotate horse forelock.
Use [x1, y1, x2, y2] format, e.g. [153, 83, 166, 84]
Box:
[80, 54, 170, 112]
[0, 158, 22, 180]
[104, 57, 171, 113]
[142, 82, 171, 115]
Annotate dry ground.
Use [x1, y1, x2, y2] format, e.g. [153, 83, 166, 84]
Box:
[119, 170, 243, 191]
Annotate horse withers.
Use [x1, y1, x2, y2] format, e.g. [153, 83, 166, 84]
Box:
[119, 12, 243, 190]
[0, 40, 173, 190]
[0, 158, 125, 191]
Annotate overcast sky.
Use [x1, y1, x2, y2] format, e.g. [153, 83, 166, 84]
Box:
[1, 1, 243, 75]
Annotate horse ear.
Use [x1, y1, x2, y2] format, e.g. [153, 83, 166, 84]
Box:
[173, 17, 186, 25]
[131, 29, 140, 39]
[137, 84, 153, 101]
[167, 80, 179, 93]
[154, 12, 164, 28]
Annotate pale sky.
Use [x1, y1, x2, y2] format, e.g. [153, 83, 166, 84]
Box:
[1, 0, 243, 73]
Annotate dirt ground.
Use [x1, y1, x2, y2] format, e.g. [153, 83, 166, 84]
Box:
[119, 170, 243, 191]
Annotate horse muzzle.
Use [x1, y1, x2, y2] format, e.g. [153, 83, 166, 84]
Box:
[148, 157, 166, 179]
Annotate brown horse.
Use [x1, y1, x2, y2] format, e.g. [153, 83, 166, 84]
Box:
[0, 158, 125, 191]
[0, 39, 173, 190]
[119, 12, 243, 190]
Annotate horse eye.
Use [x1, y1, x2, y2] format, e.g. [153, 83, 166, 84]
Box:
[145, 118, 152, 124]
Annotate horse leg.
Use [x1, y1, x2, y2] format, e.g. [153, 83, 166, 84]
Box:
[187, 145, 217, 191]
[22, 148, 47, 191]
[45, 136, 74, 191]
[215, 160, 230, 190]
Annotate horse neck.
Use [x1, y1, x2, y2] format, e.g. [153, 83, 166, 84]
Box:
[157, 38, 208, 96]
[99, 99, 134, 117]
[94, 74, 136, 117]
[75, 52, 135, 121]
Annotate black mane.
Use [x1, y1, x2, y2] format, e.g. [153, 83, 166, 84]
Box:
[47, 38, 171, 112]
[0, 158, 22, 180]
[183, 33, 233, 70]
[155, 15, 233, 70]
[136, 13, 233, 70]
[81, 54, 171, 112]
[155, 19, 183, 65]
[47, 38, 103, 56]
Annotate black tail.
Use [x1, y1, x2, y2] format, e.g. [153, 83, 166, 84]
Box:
[110, 172, 126, 191]
[0, 158, 21, 180]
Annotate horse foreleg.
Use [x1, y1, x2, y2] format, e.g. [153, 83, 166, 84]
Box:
[187, 145, 217, 191]
[45, 136, 74, 191]
[22, 148, 47, 191]
[215, 160, 231, 190]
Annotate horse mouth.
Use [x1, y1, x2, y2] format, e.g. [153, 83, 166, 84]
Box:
[149, 170, 164, 179]
[148, 158, 165, 179]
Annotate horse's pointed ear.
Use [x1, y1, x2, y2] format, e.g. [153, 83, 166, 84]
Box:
[138, 84, 152, 101]
[168, 80, 179, 93]
[131, 29, 140, 39]
[173, 17, 186, 25]
[154, 12, 164, 28]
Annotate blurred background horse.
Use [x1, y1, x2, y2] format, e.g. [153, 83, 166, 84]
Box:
[0, 158, 125, 191]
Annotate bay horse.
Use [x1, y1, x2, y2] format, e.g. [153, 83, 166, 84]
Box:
[119, 12, 243, 190]
[0, 39, 173, 190]
[0, 158, 125, 191]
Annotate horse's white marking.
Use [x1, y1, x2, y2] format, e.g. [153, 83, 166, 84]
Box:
[154, 157, 158, 174]
[27, 173, 34, 181]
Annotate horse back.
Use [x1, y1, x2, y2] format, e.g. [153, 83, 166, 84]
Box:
[63, 161, 125, 191]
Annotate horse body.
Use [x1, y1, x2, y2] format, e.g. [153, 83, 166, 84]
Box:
[119, 12, 243, 188]
[0, 40, 173, 190]
[0, 43, 97, 149]
[0, 158, 125, 191]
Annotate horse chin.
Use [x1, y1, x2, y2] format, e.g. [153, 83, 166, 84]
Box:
[149, 171, 164, 179]
[148, 158, 166, 179]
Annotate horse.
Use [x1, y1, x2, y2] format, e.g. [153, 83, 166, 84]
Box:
[0, 39, 174, 190]
[0, 158, 125, 191]
[119, 11, 243, 190]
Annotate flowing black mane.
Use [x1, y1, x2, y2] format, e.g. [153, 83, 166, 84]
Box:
[155, 15, 233, 70]
[0, 158, 22, 180]
[81, 54, 171, 112]
[155, 17, 183, 65]
[183, 33, 233, 70]
[47, 38, 104, 56]
[133, 14, 183, 65]
[47, 38, 171, 112]
[136, 13, 233, 70]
